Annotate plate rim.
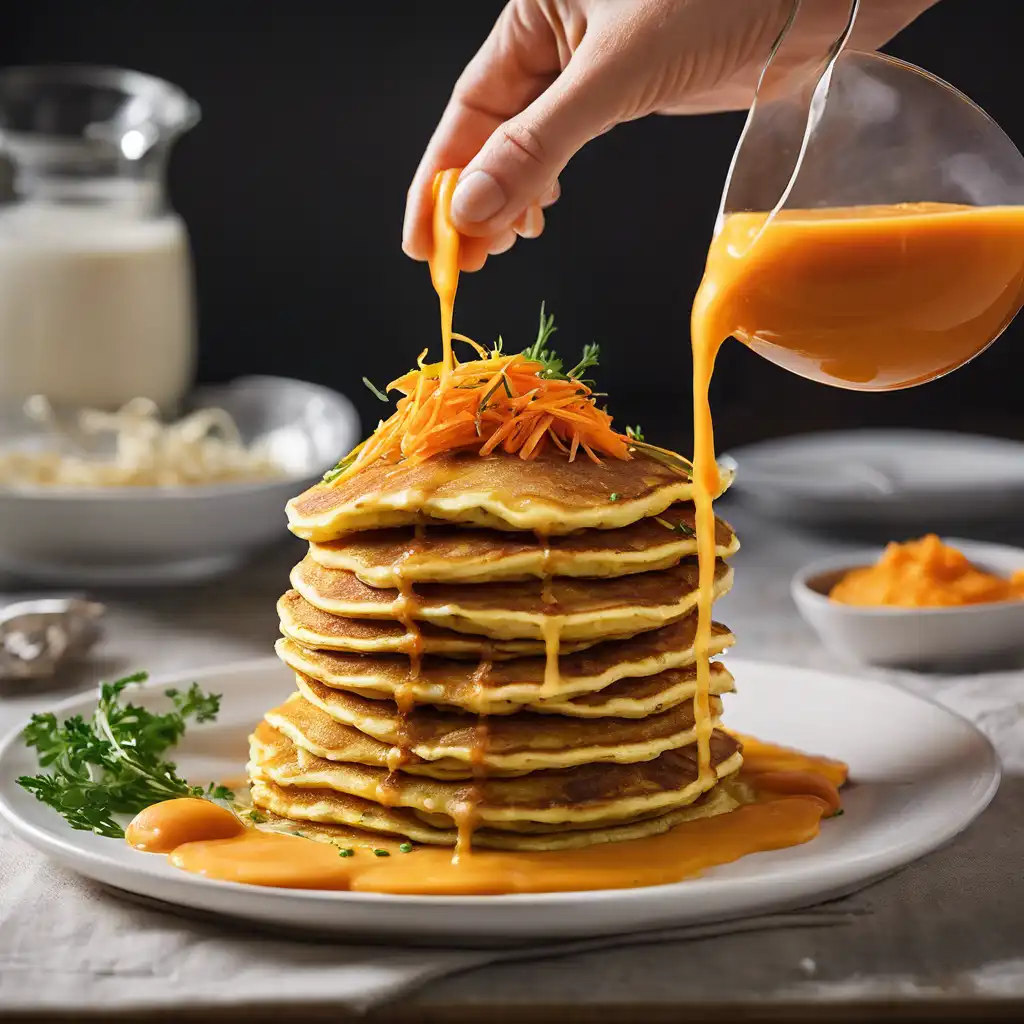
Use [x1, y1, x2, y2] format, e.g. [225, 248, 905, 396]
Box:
[722, 428, 1024, 504]
[725, 427, 1024, 460]
[0, 655, 1001, 910]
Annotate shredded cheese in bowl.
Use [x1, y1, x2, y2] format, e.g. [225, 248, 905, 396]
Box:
[0, 396, 285, 488]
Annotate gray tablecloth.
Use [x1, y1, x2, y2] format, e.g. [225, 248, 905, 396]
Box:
[1, 511, 1022, 1015]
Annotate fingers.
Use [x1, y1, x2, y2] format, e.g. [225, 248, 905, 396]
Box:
[513, 205, 544, 239]
[448, 30, 622, 239]
[455, 205, 546, 276]
[402, 101, 509, 264]
[459, 237, 493, 273]
[539, 179, 561, 208]
[402, 0, 561, 264]
[403, 2, 629, 269]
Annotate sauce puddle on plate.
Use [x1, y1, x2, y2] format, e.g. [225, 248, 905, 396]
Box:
[126, 739, 846, 894]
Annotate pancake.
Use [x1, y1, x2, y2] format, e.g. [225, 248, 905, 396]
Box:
[264, 694, 471, 778]
[278, 591, 593, 659]
[290, 555, 733, 643]
[308, 505, 739, 586]
[249, 777, 741, 851]
[287, 447, 734, 539]
[250, 722, 742, 828]
[278, 678, 726, 773]
[540, 664, 734, 718]
[276, 630, 736, 715]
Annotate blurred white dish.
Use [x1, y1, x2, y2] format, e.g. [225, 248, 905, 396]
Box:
[0, 376, 359, 585]
[792, 538, 1024, 669]
[722, 430, 1024, 528]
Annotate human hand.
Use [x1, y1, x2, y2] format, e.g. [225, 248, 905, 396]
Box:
[403, 0, 940, 271]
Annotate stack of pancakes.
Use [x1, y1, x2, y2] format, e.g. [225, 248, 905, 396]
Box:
[249, 448, 742, 851]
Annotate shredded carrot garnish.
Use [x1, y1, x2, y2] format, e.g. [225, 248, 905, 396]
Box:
[328, 172, 633, 490]
[320, 164, 635, 487]
[326, 339, 633, 485]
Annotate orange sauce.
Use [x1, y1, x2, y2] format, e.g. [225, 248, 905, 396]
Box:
[126, 797, 246, 853]
[697, 204, 1024, 391]
[539, 617, 565, 697]
[429, 169, 461, 383]
[729, 733, 848, 788]
[457, 664, 493, 863]
[126, 740, 848, 894]
[689, 203, 1024, 800]
[829, 534, 1024, 607]
[537, 530, 558, 607]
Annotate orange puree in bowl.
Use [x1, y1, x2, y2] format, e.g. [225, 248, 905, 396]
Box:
[829, 535, 1024, 608]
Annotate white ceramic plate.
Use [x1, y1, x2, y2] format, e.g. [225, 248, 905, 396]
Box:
[722, 429, 1024, 528]
[0, 657, 999, 944]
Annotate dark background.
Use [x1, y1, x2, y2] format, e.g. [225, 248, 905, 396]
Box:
[1, 0, 1020, 454]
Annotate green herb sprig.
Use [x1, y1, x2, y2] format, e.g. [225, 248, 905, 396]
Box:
[521, 303, 600, 383]
[362, 377, 390, 403]
[17, 673, 233, 839]
[655, 515, 697, 537]
[323, 441, 366, 483]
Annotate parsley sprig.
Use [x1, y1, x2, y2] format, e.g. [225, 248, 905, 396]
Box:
[521, 303, 600, 382]
[17, 672, 233, 839]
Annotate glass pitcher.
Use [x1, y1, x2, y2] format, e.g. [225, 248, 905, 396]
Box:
[0, 65, 199, 411]
[708, 0, 1024, 391]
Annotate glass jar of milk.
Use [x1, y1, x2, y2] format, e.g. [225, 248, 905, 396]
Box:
[0, 66, 198, 411]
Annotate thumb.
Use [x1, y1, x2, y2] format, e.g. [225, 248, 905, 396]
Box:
[449, 35, 621, 237]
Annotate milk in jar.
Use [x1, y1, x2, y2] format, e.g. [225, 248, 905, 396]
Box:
[0, 65, 200, 411]
[0, 202, 194, 409]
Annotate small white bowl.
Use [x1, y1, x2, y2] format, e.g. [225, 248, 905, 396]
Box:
[0, 376, 360, 586]
[792, 538, 1024, 670]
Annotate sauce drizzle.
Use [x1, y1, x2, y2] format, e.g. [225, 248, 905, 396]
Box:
[687, 203, 1024, 789]
[378, 525, 427, 804]
[429, 169, 462, 383]
[455, 659, 493, 862]
[127, 740, 847, 894]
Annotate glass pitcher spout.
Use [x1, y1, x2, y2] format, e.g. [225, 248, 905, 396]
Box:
[0, 65, 199, 213]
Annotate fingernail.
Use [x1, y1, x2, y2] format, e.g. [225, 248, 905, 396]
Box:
[401, 213, 418, 259]
[517, 206, 543, 239]
[451, 171, 507, 225]
[488, 231, 517, 256]
[540, 180, 560, 207]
